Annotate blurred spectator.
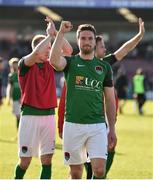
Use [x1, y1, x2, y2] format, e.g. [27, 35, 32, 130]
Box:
[145, 44, 153, 61]
[1, 38, 153, 97]
[132, 68, 146, 115]
[1, 59, 9, 96]
[6, 57, 21, 131]
[115, 66, 128, 114]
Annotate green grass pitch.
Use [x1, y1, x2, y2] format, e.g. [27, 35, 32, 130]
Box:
[0, 99, 153, 179]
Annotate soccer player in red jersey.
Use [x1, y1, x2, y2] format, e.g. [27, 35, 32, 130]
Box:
[14, 17, 72, 179]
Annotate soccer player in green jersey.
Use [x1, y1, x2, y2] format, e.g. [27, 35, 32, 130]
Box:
[99, 18, 145, 115]
[7, 58, 21, 131]
[85, 17, 145, 179]
[50, 21, 117, 179]
[56, 17, 145, 179]
[95, 18, 144, 178]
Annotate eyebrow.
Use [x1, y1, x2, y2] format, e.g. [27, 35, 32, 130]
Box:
[81, 36, 94, 39]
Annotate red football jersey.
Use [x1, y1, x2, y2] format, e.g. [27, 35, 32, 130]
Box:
[19, 60, 57, 109]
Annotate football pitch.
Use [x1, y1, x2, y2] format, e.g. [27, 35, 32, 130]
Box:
[0, 100, 153, 179]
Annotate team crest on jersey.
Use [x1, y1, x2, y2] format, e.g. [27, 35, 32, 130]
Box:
[95, 66, 103, 75]
[64, 152, 70, 161]
[22, 146, 28, 153]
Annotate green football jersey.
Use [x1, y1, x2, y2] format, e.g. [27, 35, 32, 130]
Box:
[103, 54, 117, 66]
[8, 72, 21, 101]
[64, 55, 113, 124]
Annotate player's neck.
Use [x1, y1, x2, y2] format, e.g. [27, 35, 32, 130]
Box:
[79, 52, 94, 61]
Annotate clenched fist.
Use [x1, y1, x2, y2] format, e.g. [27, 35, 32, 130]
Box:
[59, 21, 73, 33]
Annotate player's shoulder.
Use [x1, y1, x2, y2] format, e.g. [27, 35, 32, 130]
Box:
[104, 54, 113, 59]
[103, 54, 117, 65]
[65, 54, 81, 63]
[8, 72, 13, 78]
[64, 55, 74, 61]
[18, 57, 31, 69]
[95, 56, 110, 66]
[18, 57, 25, 68]
[8, 72, 16, 82]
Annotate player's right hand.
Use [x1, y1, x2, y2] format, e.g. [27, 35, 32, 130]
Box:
[59, 21, 73, 34]
[59, 132, 63, 139]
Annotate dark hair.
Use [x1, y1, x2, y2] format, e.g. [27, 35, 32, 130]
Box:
[96, 35, 103, 44]
[77, 24, 96, 39]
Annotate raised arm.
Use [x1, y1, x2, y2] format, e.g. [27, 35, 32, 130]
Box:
[49, 21, 73, 71]
[114, 18, 145, 61]
[24, 35, 52, 67]
[62, 38, 73, 56]
[104, 87, 117, 150]
[23, 17, 58, 67]
[45, 17, 73, 56]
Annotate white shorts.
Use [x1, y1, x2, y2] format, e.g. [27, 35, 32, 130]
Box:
[18, 115, 56, 157]
[86, 116, 109, 163]
[63, 122, 108, 165]
[12, 101, 20, 116]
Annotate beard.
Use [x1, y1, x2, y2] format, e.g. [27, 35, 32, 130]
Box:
[81, 45, 94, 55]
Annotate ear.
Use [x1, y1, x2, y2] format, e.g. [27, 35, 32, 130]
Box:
[76, 36, 79, 44]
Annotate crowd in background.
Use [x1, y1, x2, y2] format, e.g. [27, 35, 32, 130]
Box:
[0, 38, 153, 98]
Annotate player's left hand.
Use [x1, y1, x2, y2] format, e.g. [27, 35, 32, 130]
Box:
[138, 17, 145, 38]
[59, 21, 73, 34]
[108, 129, 117, 150]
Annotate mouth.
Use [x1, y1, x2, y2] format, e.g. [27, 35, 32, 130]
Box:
[83, 45, 91, 48]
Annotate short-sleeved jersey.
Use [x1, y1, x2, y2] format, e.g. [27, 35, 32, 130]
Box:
[103, 54, 117, 66]
[64, 55, 113, 124]
[18, 59, 57, 115]
[58, 54, 118, 133]
[8, 72, 21, 101]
